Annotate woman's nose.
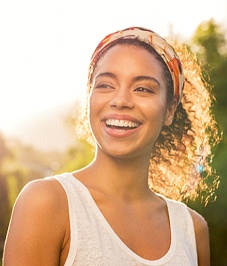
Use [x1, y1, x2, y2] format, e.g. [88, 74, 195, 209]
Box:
[109, 88, 135, 109]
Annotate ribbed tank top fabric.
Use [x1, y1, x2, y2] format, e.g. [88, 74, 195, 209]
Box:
[48, 173, 198, 266]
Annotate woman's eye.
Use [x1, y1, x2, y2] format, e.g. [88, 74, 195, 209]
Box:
[135, 87, 153, 93]
[95, 83, 113, 89]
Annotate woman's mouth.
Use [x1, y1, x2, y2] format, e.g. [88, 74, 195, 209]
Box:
[105, 119, 140, 130]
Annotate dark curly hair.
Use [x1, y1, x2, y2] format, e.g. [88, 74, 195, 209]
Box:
[76, 38, 221, 204]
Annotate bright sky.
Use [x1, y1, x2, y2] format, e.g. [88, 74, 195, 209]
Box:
[1, 0, 227, 135]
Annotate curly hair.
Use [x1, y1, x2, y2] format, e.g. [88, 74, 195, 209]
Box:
[75, 39, 221, 204]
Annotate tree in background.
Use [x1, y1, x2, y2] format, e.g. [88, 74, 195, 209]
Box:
[192, 19, 227, 128]
[57, 139, 94, 174]
[188, 19, 227, 265]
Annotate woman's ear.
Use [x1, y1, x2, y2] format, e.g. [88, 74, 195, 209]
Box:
[164, 99, 177, 126]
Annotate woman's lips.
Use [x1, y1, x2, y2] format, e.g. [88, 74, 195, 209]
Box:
[101, 115, 142, 137]
[105, 119, 140, 129]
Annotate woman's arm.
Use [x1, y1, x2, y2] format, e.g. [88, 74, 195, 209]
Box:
[189, 208, 210, 266]
[3, 179, 69, 266]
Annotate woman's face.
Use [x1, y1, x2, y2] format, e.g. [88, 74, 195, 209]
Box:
[89, 44, 175, 159]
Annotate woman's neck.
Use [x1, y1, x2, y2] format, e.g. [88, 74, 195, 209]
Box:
[79, 148, 152, 201]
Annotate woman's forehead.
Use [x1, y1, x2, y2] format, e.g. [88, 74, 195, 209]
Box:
[94, 44, 162, 73]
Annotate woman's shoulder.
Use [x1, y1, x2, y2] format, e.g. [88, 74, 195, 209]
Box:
[162, 195, 208, 236]
[161, 195, 210, 264]
[159, 195, 206, 229]
[17, 177, 67, 209]
[188, 207, 210, 265]
[162, 195, 208, 228]
[3, 177, 70, 265]
[12, 177, 69, 234]
[187, 207, 209, 241]
[187, 206, 209, 243]
[12, 176, 69, 235]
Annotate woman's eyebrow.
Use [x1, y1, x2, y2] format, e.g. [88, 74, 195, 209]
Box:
[95, 72, 117, 79]
[133, 75, 160, 87]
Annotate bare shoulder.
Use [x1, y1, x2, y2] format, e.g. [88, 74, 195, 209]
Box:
[188, 207, 208, 233]
[12, 178, 68, 221]
[18, 178, 66, 207]
[3, 178, 69, 266]
[188, 207, 210, 266]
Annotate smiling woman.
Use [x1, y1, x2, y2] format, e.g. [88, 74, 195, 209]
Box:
[3, 26, 220, 266]
[89, 43, 172, 159]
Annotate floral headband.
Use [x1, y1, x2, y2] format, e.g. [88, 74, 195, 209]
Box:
[90, 27, 184, 105]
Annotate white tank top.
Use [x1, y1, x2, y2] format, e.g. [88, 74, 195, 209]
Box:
[51, 173, 198, 266]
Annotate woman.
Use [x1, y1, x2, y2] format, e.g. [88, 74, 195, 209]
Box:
[3, 27, 220, 265]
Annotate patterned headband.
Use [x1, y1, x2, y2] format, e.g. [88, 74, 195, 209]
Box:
[90, 27, 184, 105]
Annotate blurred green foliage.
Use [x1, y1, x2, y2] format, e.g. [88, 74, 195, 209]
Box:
[0, 19, 227, 265]
[187, 19, 227, 265]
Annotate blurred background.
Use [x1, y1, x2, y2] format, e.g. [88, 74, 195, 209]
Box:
[0, 1, 227, 265]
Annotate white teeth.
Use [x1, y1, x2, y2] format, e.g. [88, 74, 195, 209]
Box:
[106, 119, 139, 128]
